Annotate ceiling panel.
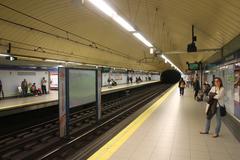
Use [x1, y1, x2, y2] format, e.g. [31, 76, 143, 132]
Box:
[0, 0, 239, 72]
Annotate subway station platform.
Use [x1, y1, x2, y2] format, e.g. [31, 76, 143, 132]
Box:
[89, 85, 240, 160]
[0, 81, 159, 116]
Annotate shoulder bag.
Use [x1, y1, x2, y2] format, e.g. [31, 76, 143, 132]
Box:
[218, 102, 227, 117]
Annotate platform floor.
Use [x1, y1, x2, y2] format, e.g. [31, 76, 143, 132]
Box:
[89, 85, 240, 160]
[0, 91, 58, 112]
[0, 81, 158, 112]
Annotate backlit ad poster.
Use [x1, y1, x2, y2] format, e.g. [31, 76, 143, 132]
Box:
[234, 63, 240, 120]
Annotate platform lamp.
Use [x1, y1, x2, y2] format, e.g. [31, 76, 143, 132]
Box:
[4, 43, 18, 61]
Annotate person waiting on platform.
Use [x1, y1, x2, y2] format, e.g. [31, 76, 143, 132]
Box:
[193, 76, 200, 100]
[0, 80, 4, 100]
[200, 77, 225, 138]
[111, 79, 117, 86]
[41, 77, 47, 94]
[136, 77, 142, 83]
[178, 78, 186, 96]
[30, 83, 39, 96]
[127, 76, 130, 84]
[203, 82, 211, 96]
[21, 79, 28, 97]
[129, 77, 133, 84]
[107, 77, 111, 88]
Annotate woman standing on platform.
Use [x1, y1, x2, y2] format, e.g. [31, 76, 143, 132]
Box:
[178, 78, 186, 96]
[200, 77, 224, 138]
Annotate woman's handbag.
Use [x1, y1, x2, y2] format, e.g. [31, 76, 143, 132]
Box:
[218, 102, 227, 117]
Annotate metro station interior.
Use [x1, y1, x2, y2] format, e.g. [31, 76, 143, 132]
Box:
[0, 0, 240, 160]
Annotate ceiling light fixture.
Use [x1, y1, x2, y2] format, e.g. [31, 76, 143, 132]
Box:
[133, 33, 153, 47]
[88, 0, 116, 17]
[112, 14, 135, 32]
[0, 53, 9, 57]
[88, 0, 135, 32]
[150, 48, 155, 54]
[45, 59, 66, 63]
[67, 61, 83, 65]
[161, 54, 183, 74]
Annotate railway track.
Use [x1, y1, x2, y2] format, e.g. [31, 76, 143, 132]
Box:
[0, 82, 170, 160]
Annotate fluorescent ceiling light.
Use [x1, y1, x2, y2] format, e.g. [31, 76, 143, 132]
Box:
[112, 15, 135, 32]
[88, 0, 116, 17]
[57, 65, 64, 68]
[150, 48, 154, 54]
[161, 54, 183, 74]
[88, 0, 135, 32]
[133, 33, 153, 47]
[84, 63, 97, 67]
[67, 61, 82, 65]
[0, 53, 9, 57]
[45, 59, 66, 63]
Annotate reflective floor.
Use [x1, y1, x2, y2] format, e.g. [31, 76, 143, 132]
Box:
[108, 87, 240, 160]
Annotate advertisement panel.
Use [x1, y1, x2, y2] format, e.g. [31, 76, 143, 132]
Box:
[58, 67, 99, 137]
[234, 64, 240, 120]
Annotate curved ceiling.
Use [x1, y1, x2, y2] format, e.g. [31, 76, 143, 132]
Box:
[0, 0, 239, 71]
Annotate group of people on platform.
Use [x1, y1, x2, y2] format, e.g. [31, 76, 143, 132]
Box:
[135, 77, 142, 83]
[127, 76, 151, 84]
[0, 77, 48, 100]
[107, 76, 152, 87]
[20, 77, 48, 97]
[178, 75, 225, 138]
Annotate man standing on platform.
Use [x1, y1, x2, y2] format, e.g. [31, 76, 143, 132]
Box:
[0, 80, 4, 99]
[21, 79, 28, 97]
[41, 77, 47, 94]
[193, 76, 200, 100]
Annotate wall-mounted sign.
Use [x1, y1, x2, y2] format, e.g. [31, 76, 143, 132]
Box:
[188, 63, 200, 70]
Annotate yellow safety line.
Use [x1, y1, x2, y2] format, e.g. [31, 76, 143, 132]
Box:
[88, 84, 178, 160]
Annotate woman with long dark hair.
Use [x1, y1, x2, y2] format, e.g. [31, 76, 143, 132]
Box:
[200, 77, 224, 138]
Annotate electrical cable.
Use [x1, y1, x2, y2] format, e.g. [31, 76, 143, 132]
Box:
[0, 2, 137, 61]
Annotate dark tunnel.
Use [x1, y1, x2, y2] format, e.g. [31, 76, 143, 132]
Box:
[161, 69, 181, 84]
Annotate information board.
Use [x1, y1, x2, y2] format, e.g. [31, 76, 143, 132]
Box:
[188, 63, 199, 70]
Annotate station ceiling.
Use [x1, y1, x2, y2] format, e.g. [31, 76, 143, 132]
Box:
[0, 0, 240, 72]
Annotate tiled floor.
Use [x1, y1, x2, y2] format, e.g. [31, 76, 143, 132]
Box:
[109, 87, 240, 160]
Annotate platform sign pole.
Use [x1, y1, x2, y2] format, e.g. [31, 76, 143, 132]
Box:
[58, 67, 70, 137]
[96, 68, 102, 120]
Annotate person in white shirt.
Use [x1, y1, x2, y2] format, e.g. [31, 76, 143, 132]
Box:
[200, 77, 224, 138]
[41, 77, 47, 94]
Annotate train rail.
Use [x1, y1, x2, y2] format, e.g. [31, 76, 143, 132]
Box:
[0, 82, 171, 160]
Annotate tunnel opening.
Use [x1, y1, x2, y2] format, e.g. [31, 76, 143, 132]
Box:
[161, 69, 181, 84]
